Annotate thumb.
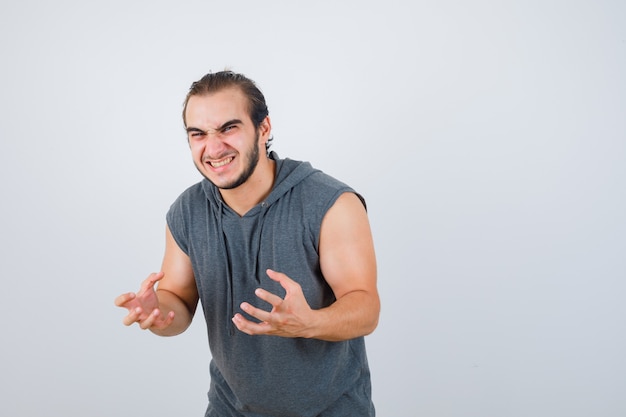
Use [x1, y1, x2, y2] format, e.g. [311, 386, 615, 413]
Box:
[140, 271, 165, 293]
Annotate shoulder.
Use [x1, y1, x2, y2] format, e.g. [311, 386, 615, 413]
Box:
[171, 181, 206, 206]
[166, 181, 208, 251]
[301, 170, 367, 212]
[167, 180, 214, 217]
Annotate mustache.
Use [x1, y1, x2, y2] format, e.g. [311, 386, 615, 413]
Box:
[203, 153, 235, 163]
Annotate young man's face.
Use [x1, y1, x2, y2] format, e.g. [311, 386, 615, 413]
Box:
[185, 87, 269, 190]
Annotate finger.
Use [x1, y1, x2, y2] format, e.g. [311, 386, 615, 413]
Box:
[139, 309, 160, 330]
[145, 271, 165, 288]
[240, 301, 272, 323]
[232, 313, 272, 335]
[266, 269, 300, 294]
[122, 307, 142, 326]
[254, 287, 283, 307]
[266, 269, 287, 283]
[160, 311, 176, 328]
[151, 271, 165, 283]
[114, 292, 136, 307]
[232, 314, 253, 334]
[137, 272, 163, 294]
[151, 310, 176, 330]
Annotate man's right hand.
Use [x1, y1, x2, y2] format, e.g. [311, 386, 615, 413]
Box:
[114, 272, 175, 330]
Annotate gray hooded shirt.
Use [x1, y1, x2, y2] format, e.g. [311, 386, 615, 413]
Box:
[166, 154, 374, 417]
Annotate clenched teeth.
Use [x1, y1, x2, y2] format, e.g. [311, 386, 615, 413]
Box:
[209, 157, 233, 168]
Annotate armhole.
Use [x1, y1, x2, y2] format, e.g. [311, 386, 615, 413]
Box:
[314, 188, 362, 251]
[166, 206, 190, 256]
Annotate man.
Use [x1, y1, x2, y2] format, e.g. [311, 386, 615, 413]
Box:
[115, 71, 380, 416]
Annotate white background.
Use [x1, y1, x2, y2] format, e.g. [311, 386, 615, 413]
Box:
[1, 1, 624, 416]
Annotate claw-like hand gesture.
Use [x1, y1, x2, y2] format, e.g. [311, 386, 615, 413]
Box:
[114, 272, 175, 330]
[232, 269, 316, 338]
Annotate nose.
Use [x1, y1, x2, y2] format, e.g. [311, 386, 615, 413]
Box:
[200, 131, 229, 159]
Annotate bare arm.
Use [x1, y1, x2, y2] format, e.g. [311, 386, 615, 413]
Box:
[233, 192, 380, 341]
[309, 192, 380, 340]
[151, 225, 199, 336]
[115, 225, 199, 336]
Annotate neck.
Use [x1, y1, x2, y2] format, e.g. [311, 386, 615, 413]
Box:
[219, 157, 275, 216]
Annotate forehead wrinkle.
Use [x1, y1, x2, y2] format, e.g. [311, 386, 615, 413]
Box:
[186, 119, 243, 135]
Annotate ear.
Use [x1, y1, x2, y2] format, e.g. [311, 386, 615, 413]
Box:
[258, 116, 272, 143]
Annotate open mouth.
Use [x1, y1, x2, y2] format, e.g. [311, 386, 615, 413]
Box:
[208, 156, 234, 168]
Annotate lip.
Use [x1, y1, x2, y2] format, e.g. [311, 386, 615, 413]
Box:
[205, 155, 235, 171]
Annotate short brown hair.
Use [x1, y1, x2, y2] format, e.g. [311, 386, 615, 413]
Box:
[182, 70, 269, 130]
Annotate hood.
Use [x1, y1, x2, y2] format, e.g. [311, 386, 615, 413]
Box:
[201, 151, 319, 213]
[264, 151, 320, 206]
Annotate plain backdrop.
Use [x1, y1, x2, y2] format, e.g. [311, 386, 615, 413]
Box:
[1, 1, 624, 416]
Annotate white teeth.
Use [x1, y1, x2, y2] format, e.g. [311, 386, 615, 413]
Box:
[210, 157, 233, 168]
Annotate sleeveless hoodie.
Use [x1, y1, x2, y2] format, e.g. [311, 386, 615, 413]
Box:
[166, 153, 374, 417]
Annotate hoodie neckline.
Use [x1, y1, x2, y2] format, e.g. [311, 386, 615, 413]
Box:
[201, 152, 319, 216]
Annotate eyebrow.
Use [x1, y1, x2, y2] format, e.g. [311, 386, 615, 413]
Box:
[186, 119, 243, 134]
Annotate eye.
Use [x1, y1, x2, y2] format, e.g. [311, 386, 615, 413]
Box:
[189, 131, 205, 139]
[221, 124, 237, 134]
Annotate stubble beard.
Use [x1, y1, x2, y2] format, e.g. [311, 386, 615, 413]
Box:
[196, 132, 261, 190]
